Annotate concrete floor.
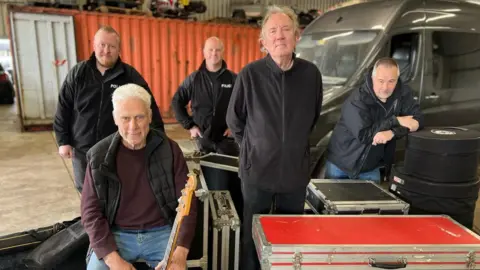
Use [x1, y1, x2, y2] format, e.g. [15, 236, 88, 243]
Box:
[0, 102, 479, 236]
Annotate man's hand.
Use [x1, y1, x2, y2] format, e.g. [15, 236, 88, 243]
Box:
[58, 145, 73, 159]
[104, 251, 136, 270]
[155, 247, 189, 270]
[189, 126, 202, 138]
[224, 129, 232, 137]
[372, 130, 394, 145]
[397, 116, 419, 132]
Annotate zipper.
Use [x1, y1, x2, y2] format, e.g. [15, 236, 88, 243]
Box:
[354, 144, 372, 178]
[205, 74, 215, 116]
[96, 82, 105, 141]
[100, 166, 121, 224]
[211, 80, 216, 116]
[353, 82, 397, 178]
[281, 72, 285, 143]
[208, 68, 226, 117]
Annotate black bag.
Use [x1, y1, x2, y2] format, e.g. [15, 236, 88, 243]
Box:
[0, 217, 80, 256]
[22, 218, 88, 269]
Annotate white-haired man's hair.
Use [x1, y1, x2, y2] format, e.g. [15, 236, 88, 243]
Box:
[260, 5, 299, 41]
[112, 83, 151, 111]
[372, 57, 400, 77]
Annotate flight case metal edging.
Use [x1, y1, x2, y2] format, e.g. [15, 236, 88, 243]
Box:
[186, 164, 209, 270]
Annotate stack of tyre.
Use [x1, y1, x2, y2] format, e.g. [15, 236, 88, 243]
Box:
[389, 127, 480, 229]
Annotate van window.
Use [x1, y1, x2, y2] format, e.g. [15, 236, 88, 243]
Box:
[296, 31, 378, 87]
[389, 33, 419, 82]
[432, 31, 480, 89]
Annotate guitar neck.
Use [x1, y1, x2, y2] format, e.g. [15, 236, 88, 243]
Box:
[162, 215, 184, 267]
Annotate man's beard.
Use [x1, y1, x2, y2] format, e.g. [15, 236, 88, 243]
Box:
[97, 58, 116, 69]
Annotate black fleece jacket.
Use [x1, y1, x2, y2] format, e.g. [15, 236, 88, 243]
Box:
[54, 54, 164, 153]
[171, 60, 237, 143]
[226, 54, 323, 192]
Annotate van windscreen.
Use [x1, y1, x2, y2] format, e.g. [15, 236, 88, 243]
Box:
[296, 31, 378, 87]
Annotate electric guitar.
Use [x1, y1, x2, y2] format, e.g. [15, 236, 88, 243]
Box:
[160, 173, 197, 270]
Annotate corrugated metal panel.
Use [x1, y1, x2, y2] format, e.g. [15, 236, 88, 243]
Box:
[293, 0, 350, 12]
[0, 3, 8, 38]
[8, 6, 264, 123]
[10, 10, 77, 127]
[195, 0, 351, 21]
[194, 0, 233, 20]
[265, 0, 291, 6]
[74, 12, 263, 122]
[0, 1, 26, 38]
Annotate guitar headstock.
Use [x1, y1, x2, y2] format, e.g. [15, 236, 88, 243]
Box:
[176, 173, 198, 217]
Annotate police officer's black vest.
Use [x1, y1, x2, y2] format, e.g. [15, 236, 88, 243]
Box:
[86, 129, 177, 225]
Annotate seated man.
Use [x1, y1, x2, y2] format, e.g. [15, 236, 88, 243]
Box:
[325, 57, 424, 182]
[81, 83, 197, 270]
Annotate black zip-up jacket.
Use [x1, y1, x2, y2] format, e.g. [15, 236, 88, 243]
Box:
[326, 71, 424, 178]
[53, 54, 164, 153]
[226, 54, 323, 192]
[171, 60, 236, 144]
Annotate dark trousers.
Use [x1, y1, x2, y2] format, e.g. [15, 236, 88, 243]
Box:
[72, 149, 87, 193]
[197, 136, 244, 218]
[195, 136, 239, 156]
[241, 183, 306, 270]
[196, 136, 240, 191]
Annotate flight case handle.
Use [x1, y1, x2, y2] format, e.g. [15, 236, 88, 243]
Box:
[369, 258, 407, 269]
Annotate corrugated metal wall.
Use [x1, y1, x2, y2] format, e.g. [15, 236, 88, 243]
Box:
[10, 6, 264, 123]
[74, 12, 263, 121]
[195, 0, 233, 21]
[292, 0, 351, 12]
[0, 3, 8, 38]
[195, 0, 349, 20]
[0, 0, 26, 38]
[10, 11, 77, 127]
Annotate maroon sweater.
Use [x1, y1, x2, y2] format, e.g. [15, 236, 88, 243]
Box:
[81, 139, 197, 259]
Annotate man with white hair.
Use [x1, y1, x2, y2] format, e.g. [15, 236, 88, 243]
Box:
[171, 36, 238, 156]
[325, 57, 424, 182]
[80, 83, 196, 270]
[54, 25, 164, 193]
[226, 6, 323, 269]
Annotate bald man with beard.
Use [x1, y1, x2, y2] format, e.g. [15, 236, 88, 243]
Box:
[54, 26, 164, 193]
[172, 36, 238, 157]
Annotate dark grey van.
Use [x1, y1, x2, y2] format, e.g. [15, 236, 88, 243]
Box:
[299, 0, 480, 177]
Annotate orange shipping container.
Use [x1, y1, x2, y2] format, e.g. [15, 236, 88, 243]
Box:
[74, 13, 264, 123]
[9, 6, 263, 124]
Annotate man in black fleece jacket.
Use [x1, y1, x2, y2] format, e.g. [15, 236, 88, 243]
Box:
[171, 37, 238, 156]
[226, 6, 323, 270]
[54, 26, 164, 193]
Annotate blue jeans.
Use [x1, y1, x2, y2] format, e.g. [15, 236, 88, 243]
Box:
[325, 161, 381, 183]
[87, 225, 171, 270]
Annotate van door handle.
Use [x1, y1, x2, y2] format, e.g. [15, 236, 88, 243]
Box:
[425, 93, 439, 100]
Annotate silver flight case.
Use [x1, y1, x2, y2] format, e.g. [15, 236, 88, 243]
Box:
[306, 179, 410, 215]
[209, 190, 240, 270]
[198, 153, 239, 172]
